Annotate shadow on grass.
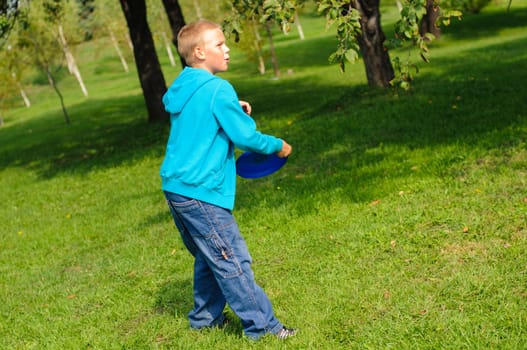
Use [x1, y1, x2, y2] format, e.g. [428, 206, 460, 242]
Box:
[0, 94, 170, 179]
[441, 6, 527, 40]
[154, 277, 244, 336]
[155, 277, 193, 316]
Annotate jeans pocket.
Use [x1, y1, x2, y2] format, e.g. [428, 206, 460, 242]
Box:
[169, 197, 243, 279]
[207, 231, 243, 279]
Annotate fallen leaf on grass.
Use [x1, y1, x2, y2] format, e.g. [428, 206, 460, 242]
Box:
[156, 335, 169, 344]
[369, 199, 381, 206]
[66, 294, 76, 299]
[64, 265, 82, 273]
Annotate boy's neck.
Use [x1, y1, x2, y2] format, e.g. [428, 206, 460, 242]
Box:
[190, 64, 216, 75]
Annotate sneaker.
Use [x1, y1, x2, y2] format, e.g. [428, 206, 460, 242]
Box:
[275, 326, 297, 339]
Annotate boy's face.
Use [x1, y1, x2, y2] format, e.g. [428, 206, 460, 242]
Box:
[195, 28, 230, 74]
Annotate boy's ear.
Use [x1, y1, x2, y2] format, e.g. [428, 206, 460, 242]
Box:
[194, 46, 205, 60]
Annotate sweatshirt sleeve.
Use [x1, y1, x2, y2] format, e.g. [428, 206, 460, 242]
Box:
[211, 80, 283, 154]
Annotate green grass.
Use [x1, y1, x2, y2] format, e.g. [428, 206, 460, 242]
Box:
[1, 1, 527, 348]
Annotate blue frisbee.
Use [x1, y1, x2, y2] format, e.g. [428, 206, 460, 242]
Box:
[236, 152, 288, 179]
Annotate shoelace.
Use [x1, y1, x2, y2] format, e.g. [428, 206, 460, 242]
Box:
[276, 327, 297, 339]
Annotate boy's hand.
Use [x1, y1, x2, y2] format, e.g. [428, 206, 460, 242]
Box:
[239, 100, 252, 115]
[277, 140, 292, 158]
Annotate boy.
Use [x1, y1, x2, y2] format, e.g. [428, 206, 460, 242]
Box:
[160, 20, 296, 340]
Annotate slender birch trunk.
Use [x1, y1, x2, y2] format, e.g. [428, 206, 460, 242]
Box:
[57, 24, 88, 97]
[253, 22, 265, 74]
[294, 12, 305, 40]
[109, 27, 129, 72]
[12, 73, 31, 107]
[18, 83, 31, 107]
[396, 0, 403, 12]
[193, 0, 202, 19]
[161, 31, 176, 67]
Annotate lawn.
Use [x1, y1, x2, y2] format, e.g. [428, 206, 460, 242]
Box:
[1, 1, 526, 349]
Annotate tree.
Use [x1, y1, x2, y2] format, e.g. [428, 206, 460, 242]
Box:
[353, 0, 395, 87]
[160, 0, 186, 67]
[0, 0, 20, 46]
[92, 0, 132, 73]
[146, 0, 178, 67]
[1, 44, 31, 107]
[13, 1, 74, 123]
[76, 0, 95, 39]
[43, 0, 89, 96]
[316, 0, 394, 87]
[419, 0, 441, 39]
[225, 0, 295, 78]
[0, 43, 29, 115]
[119, 0, 168, 123]
[0, 1, 31, 110]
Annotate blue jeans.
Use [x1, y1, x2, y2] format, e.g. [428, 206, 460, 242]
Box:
[164, 192, 283, 339]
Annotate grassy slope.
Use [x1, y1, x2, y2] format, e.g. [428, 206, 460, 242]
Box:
[1, 1, 526, 348]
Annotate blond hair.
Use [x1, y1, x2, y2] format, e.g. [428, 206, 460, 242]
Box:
[177, 20, 222, 66]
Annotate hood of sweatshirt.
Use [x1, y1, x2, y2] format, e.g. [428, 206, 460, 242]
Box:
[162, 67, 217, 115]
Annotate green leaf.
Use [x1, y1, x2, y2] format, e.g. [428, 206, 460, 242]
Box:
[345, 49, 359, 63]
[420, 52, 430, 63]
[424, 33, 435, 42]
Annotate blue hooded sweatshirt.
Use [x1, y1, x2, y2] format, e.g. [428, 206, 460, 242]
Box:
[160, 67, 283, 210]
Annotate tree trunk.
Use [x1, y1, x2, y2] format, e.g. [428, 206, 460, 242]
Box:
[253, 22, 265, 74]
[58, 24, 89, 96]
[12, 73, 31, 107]
[18, 83, 31, 107]
[294, 12, 305, 40]
[193, 0, 202, 19]
[46, 67, 70, 124]
[109, 27, 129, 72]
[419, 0, 441, 39]
[265, 22, 280, 79]
[161, 31, 176, 67]
[352, 0, 394, 87]
[119, 0, 168, 123]
[160, 0, 186, 67]
[395, 0, 403, 12]
[30, 36, 70, 123]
